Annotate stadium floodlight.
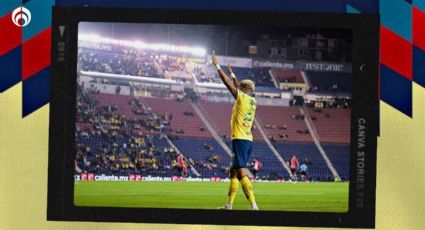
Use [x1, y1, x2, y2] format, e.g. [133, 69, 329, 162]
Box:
[78, 33, 206, 57]
[134, 41, 145, 49]
[78, 33, 101, 43]
[192, 47, 206, 56]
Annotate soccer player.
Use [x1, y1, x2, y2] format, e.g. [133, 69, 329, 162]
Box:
[212, 51, 259, 210]
[290, 154, 299, 181]
[300, 162, 308, 181]
[177, 152, 188, 177]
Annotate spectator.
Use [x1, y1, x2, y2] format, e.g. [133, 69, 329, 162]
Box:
[278, 124, 287, 130]
[203, 143, 213, 150]
[176, 129, 185, 134]
[183, 111, 189, 116]
[251, 158, 263, 179]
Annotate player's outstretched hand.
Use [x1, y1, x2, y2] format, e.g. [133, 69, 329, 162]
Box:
[212, 50, 218, 66]
[226, 64, 233, 74]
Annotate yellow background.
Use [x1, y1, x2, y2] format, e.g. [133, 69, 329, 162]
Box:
[1, 82, 424, 230]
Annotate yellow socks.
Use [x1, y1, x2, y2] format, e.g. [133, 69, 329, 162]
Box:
[226, 178, 239, 208]
[224, 176, 258, 210]
[240, 176, 258, 209]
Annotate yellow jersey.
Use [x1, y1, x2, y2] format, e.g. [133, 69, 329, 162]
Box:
[231, 90, 257, 141]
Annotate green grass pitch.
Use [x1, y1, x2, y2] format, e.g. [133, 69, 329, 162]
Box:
[74, 181, 349, 212]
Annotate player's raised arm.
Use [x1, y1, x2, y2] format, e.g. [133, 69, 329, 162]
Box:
[212, 51, 237, 98]
[226, 64, 240, 88]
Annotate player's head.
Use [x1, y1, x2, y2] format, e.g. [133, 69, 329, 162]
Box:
[239, 79, 255, 95]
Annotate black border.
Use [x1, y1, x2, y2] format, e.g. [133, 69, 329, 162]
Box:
[48, 6, 379, 228]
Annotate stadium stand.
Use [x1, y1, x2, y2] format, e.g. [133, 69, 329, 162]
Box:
[140, 97, 213, 138]
[173, 138, 231, 178]
[193, 63, 221, 84]
[271, 69, 305, 84]
[251, 141, 290, 179]
[194, 64, 277, 88]
[231, 67, 275, 87]
[78, 49, 161, 78]
[322, 144, 350, 180]
[75, 85, 184, 177]
[256, 106, 313, 142]
[76, 85, 350, 181]
[306, 107, 350, 144]
[275, 142, 333, 181]
[306, 71, 351, 93]
[80, 47, 281, 89]
[75, 132, 182, 177]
